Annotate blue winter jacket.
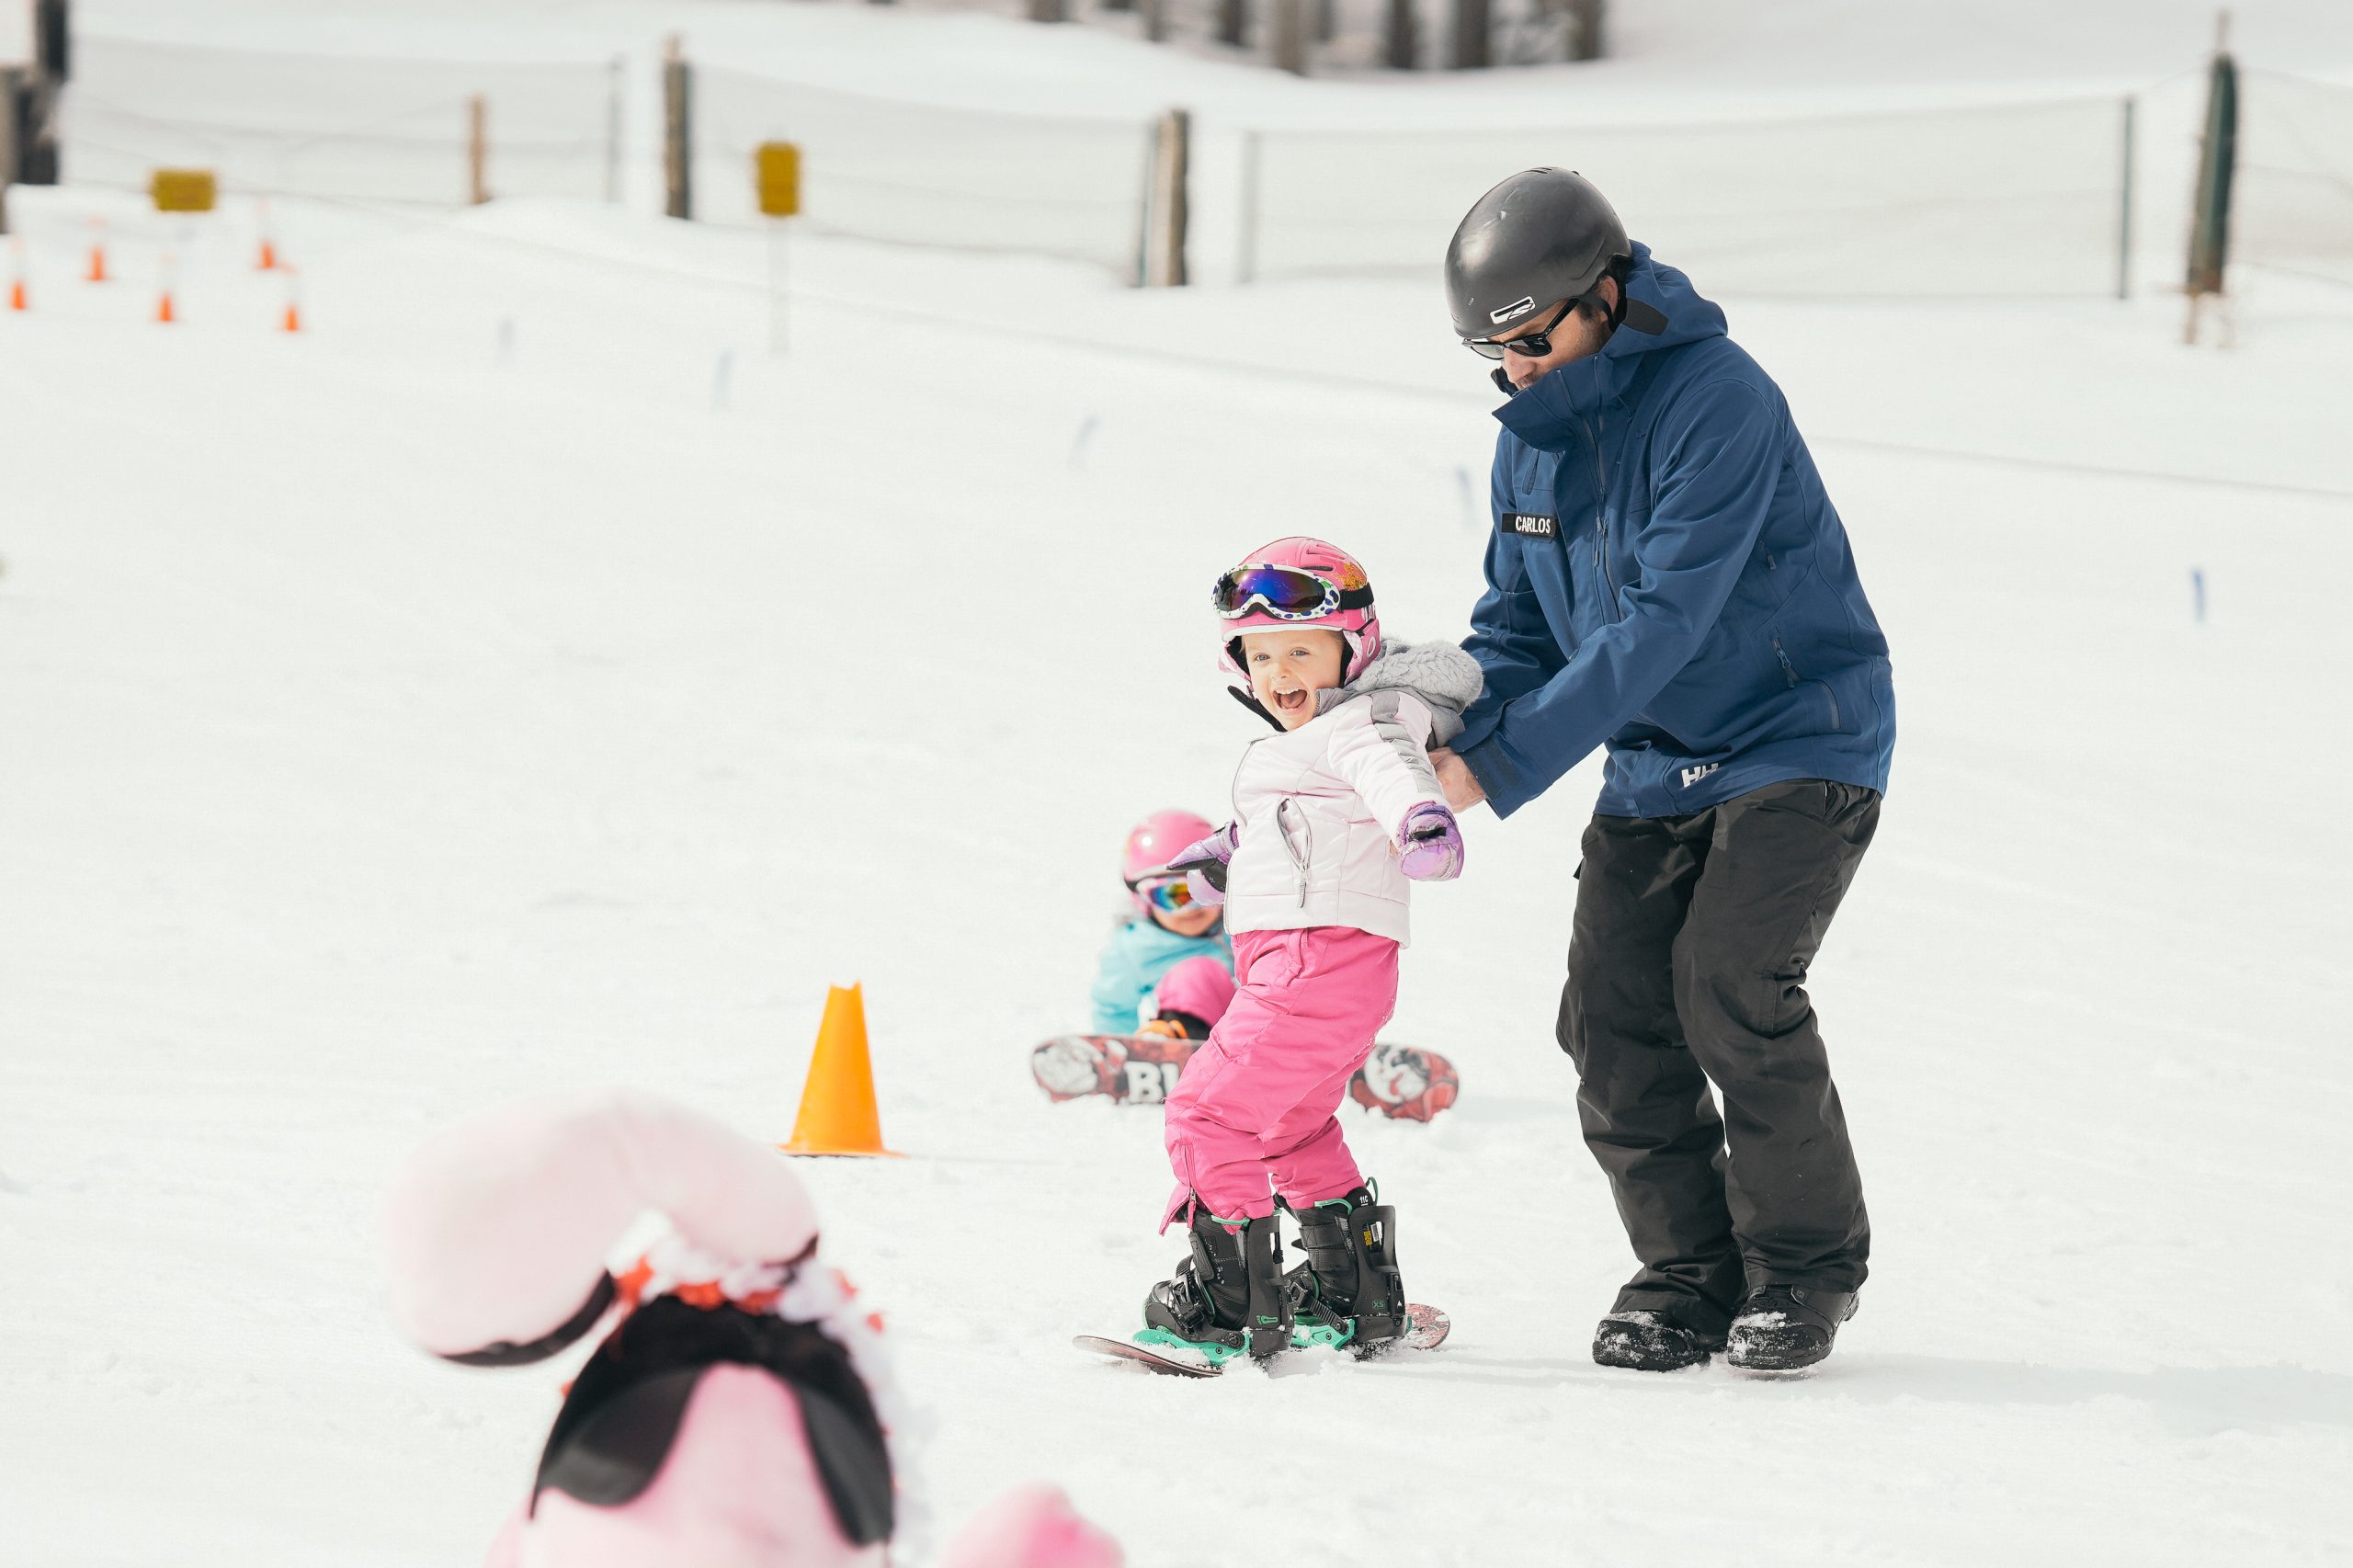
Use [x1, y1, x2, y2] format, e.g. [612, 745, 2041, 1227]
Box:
[1454, 245, 1895, 820]
[1088, 917, 1233, 1036]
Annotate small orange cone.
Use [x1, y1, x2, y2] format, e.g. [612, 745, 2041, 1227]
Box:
[7, 278, 24, 312]
[282, 300, 301, 333]
[257, 238, 278, 271]
[156, 290, 176, 324]
[86, 243, 108, 283]
[780, 983, 903, 1158]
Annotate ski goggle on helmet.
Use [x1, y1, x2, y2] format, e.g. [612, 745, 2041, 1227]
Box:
[1213, 537, 1382, 685]
[1131, 875, 1199, 915]
[1122, 809, 1213, 918]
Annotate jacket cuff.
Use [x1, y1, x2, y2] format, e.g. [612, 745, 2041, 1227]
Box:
[1456, 736, 1530, 820]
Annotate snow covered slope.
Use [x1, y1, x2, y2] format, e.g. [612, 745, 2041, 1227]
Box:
[5, 3, 2352, 1564]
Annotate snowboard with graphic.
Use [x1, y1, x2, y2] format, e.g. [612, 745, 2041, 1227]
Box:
[1030, 1034, 1460, 1121]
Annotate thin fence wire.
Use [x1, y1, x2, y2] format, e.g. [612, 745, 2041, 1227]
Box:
[691, 68, 1154, 278]
[2234, 70, 2353, 290]
[1240, 94, 2137, 298]
[62, 36, 621, 206]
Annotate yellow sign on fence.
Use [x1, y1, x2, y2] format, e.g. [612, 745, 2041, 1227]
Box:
[150, 168, 219, 213]
[755, 142, 801, 219]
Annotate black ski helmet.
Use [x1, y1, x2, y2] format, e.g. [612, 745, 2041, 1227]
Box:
[1445, 168, 1631, 343]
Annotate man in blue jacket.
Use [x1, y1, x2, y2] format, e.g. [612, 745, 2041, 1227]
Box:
[1429, 170, 1895, 1374]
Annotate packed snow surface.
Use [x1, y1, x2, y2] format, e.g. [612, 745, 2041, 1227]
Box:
[4, 3, 2352, 1565]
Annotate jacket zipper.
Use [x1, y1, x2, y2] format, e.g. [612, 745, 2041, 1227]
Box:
[1276, 798, 1313, 907]
[1577, 409, 1618, 605]
[1772, 635, 1842, 729]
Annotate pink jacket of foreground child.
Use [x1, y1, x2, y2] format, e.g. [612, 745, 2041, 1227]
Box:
[382, 1090, 1121, 1568]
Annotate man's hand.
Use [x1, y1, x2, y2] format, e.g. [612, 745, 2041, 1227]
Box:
[1429, 748, 1487, 812]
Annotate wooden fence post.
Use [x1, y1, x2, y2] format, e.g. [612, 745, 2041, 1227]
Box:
[605, 56, 625, 203]
[0, 68, 16, 233]
[663, 35, 693, 221]
[17, 0, 67, 186]
[2183, 12, 2236, 343]
[467, 96, 490, 205]
[1272, 0, 1310, 74]
[1145, 108, 1190, 288]
[1568, 0, 1605, 61]
[1385, 0, 1416, 67]
[2116, 95, 2136, 301]
[1450, 0, 1490, 68]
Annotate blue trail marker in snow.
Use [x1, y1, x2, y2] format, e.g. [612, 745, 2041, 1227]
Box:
[2192, 568, 2207, 623]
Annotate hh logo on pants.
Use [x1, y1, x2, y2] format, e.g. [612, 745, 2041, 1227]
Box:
[1680, 762, 1722, 788]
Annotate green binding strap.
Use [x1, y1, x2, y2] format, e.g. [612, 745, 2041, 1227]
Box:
[1133, 1327, 1245, 1367]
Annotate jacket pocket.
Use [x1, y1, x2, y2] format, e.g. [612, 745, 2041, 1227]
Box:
[1768, 634, 1845, 733]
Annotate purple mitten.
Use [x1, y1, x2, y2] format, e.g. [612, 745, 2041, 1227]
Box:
[1396, 801, 1463, 882]
[1166, 824, 1239, 908]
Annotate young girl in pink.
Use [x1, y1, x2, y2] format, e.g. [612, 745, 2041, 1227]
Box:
[1139, 536, 1481, 1365]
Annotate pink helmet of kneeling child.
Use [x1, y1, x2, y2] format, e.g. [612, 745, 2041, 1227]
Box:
[1121, 809, 1214, 915]
[1212, 536, 1381, 687]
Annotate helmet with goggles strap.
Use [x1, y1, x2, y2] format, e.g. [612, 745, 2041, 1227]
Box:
[1212, 536, 1381, 689]
[1122, 808, 1215, 918]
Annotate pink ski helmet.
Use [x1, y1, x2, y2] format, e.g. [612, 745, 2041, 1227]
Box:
[1212, 537, 1382, 687]
[1122, 809, 1214, 915]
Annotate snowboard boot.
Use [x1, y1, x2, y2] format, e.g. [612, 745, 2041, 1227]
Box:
[1283, 1186, 1407, 1352]
[1140, 1210, 1291, 1365]
[1725, 1284, 1858, 1372]
[1591, 1311, 1727, 1372]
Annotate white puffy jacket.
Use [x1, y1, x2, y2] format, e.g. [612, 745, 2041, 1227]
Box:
[1222, 642, 1481, 946]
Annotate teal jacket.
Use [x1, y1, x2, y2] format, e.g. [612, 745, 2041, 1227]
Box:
[1088, 917, 1233, 1036]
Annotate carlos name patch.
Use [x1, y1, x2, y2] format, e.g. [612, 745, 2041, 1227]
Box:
[1501, 512, 1558, 539]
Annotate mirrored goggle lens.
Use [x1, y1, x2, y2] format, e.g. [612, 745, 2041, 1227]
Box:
[1137, 876, 1194, 913]
[1213, 565, 1335, 619]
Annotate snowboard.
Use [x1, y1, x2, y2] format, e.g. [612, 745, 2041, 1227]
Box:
[1074, 1304, 1451, 1378]
[1031, 1034, 1460, 1122]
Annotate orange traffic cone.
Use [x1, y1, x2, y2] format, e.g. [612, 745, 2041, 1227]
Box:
[780, 983, 903, 1157]
[7, 278, 24, 312]
[257, 238, 278, 271]
[156, 290, 176, 324]
[86, 240, 108, 283]
[282, 300, 301, 333]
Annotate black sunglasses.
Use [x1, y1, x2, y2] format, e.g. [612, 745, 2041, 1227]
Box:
[1463, 297, 1577, 360]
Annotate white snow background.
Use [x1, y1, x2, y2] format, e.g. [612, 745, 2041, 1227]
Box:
[2, 1, 2350, 1563]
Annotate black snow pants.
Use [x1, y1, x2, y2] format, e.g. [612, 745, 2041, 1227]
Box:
[1560, 778, 1879, 1338]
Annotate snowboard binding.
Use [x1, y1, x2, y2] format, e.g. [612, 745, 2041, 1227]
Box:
[1283, 1185, 1408, 1354]
[1138, 1209, 1291, 1366]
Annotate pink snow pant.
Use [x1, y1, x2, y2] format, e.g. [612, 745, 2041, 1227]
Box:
[1161, 926, 1399, 1227]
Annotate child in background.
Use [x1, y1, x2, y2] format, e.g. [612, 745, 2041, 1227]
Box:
[1087, 810, 1236, 1040]
[1140, 536, 1481, 1365]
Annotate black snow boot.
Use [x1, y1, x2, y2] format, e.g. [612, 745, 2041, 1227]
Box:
[1141, 1210, 1290, 1364]
[1285, 1187, 1408, 1351]
[1592, 1311, 1727, 1372]
[1726, 1285, 1858, 1372]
